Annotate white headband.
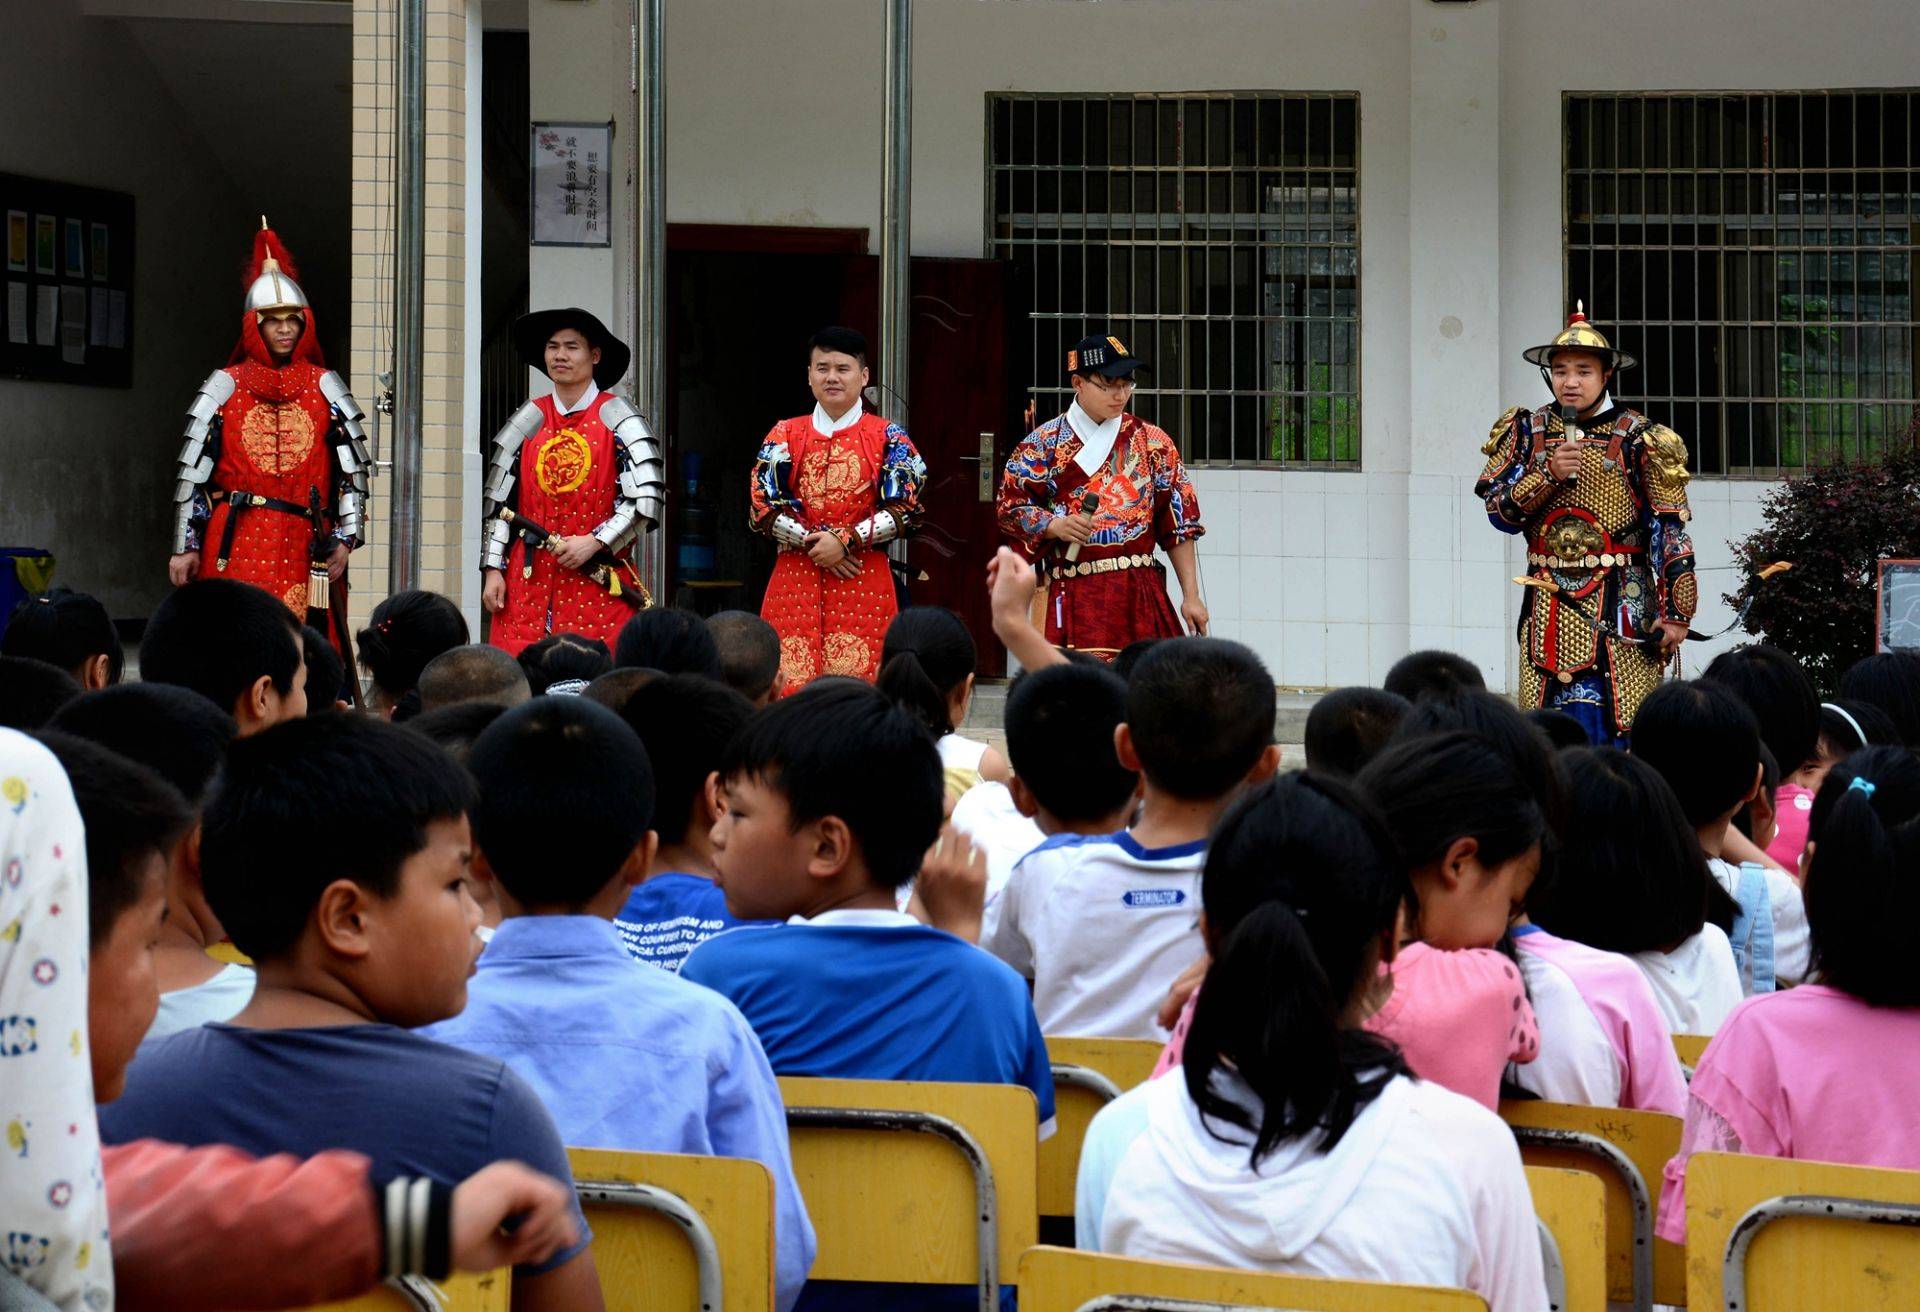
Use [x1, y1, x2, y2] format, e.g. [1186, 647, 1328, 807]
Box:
[1822, 701, 1869, 749]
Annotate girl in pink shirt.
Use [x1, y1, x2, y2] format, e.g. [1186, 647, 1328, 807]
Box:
[1352, 730, 1546, 1110]
[1659, 746, 1920, 1243]
[1701, 645, 1822, 873]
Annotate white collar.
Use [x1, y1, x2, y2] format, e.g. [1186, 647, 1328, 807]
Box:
[788, 907, 920, 930]
[552, 380, 600, 416]
[1067, 399, 1123, 476]
[811, 398, 864, 435]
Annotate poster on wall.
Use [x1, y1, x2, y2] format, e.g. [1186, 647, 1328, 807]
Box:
[0, 173, 134, 386]
[530, 120, 612, 248]
[1878, 560, 1920, 652]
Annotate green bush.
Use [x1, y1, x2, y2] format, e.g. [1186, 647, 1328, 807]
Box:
[1730, 409, 1920, 693]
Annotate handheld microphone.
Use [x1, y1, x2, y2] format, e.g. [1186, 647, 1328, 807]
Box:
[1064, 486, 1100, 563]
[1556, 403, 1585, 444]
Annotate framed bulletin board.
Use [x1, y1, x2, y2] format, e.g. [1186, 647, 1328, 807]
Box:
[1, 172, 135, 387]
[1877, 559, 1920, 652]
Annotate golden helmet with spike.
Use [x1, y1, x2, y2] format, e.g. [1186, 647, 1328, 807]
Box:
[1522, 301, 1636, 372]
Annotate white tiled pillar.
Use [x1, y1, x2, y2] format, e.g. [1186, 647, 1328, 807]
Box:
[1407, 0, 1512, 687]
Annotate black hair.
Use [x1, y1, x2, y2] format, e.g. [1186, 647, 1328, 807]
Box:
[355, 590, 469, 701]
[808, 325, 869, 367]
[1182, 773, 1410, 1163]
[48, 684, 236, 808]
[35, 732, 191, 948]
[1004, 664, 1137, 822]
[1631, 680, 1762, 827]
[468, 697, 653, 907]
[1701, 643, 1820, 774]
[140, 579, 301, 715]
[620, 674, 755, 844]
[1733, 741, 1780, 841]
[405, 699, 510, 764]
[1124, 638, 1275, 800]
[614, 607, 722, 678]
[877, 607, 976, 740]
[1357, 731, 1549, 907]
[1819, 699, 1899, 760]
[581, 667, 659, 713]
[517, 632, 612, 696]
[1526, 747, 1733, 953]
[1526, 708, 1591, 752]
[720, 680, 942, 890]
[1383, 649, 1487, 702]
[0, 656, 82, 731]
[3, 588, 121, 684]
[1304, 687, 1410, 778]
[200, 711, 477, 959]
[706, 610, 782, 702]
[301, 625, 346, 710]
[1803, 745, 1920, 1005]
[1113, 638, 1165, 682]
[1393, 689, 1568, 842]
[1837, 652, 1920, 749]
[418, 644, 531, 711]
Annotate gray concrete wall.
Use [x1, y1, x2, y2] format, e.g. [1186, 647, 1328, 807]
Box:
[0, 0, 243, 623]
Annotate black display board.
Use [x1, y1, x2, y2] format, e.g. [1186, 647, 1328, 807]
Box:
[1, 173, 135, 387]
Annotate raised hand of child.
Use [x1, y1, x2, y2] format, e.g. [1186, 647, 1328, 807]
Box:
[450, 1160, 580, 1272]
[1157, 953, 1210, 1031]
[914, 827, 988, 944]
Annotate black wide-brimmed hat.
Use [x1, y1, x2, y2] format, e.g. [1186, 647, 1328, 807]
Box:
[514, 307, 631, 388]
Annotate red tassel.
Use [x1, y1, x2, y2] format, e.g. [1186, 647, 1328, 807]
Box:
[245, 225, 305, 289]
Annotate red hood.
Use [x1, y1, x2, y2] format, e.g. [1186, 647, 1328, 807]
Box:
[228, 226, 326, 369]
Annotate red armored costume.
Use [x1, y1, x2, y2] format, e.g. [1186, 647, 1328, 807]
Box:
[169, 224, 371, 659]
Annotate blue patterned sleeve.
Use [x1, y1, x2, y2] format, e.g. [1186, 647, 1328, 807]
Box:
[749, 422, 801, 532]
[878, 422, 928, 533]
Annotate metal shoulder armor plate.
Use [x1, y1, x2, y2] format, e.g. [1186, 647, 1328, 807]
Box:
[1483, 405, 1524, 457]
[174, 369, 236, 493]
[483, 401, 546, 513]
[599, 395, 667, 531]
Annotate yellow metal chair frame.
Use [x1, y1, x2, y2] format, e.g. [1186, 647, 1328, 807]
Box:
[1015, 1245, 1489, 1312]
[1042, 1037, 1164, 1219]
[1684, 1152, 1920, 1312]
[1501, 1101, 1685, 1312]
[780, 1077, 1038, 1312]
[300, 1270, 508, 1312]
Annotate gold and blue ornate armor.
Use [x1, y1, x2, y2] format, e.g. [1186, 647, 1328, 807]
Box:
[1476, 402, 1697, 740]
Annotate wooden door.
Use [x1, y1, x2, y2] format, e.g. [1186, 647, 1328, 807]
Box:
[837, 256, 1016, 675]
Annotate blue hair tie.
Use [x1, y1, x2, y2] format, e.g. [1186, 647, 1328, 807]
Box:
[1848, 776, 1877, 799]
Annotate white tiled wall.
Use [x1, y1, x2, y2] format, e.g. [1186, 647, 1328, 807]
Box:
[1187, 464, 1779, 692]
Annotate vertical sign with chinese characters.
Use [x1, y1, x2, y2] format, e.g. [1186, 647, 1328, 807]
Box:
[530, 121, 613, 248]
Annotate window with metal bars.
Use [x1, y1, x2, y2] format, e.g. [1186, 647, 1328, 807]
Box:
[988, 93, 1360, 467]
[1565, 91, 1920, 477]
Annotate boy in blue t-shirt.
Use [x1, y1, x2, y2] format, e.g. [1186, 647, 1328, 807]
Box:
[421, 696, 816, 1311]
[610, 673, 772, 970]
[679, 681, 1054, 1308]
[98, 713, 603, 1312]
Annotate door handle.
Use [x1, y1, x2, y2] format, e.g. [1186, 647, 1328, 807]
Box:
[975, 432, 995, 502]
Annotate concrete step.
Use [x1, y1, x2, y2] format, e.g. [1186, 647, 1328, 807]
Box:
[962, 679, 1317, 753]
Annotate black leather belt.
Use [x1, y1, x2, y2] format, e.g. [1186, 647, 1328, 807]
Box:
[216, 491, 316, 572]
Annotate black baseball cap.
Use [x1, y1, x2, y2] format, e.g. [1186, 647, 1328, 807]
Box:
[1066, 333, 1148, 380]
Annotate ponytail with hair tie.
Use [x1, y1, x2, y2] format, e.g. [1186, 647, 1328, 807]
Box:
[1804, 745, 1920, 1007]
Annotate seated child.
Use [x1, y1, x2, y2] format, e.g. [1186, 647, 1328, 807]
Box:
[1353, 731, 1542, 1110]
[2, 587, 122, 689]
[408, 699, 510, 762]
[355, 589, 469, 721]
[138, 578, 307, 734]
[1529, 747, 1744, 1036]
[1633, 680, 1810, 989]
[707, 609, 783, 706]
[612, 674, 770, 971]
[877, 606, 1010, 804]
[1837, 650, 1920, 748]
[418, 643, 532, 711]
[48, 683, 256, 1038]
[1382, 648, 1485, 702]
[614, 606, 722, 678]
[97, 713, 602, 1312]
[421, 697, 814, 1310]
[1302, 686, 1409, 778]
[982, 638, 1279, 1039]
[679, 680, 1050, 1108]
[1811, 699, 1897, 792]
[517, 632, 612, 697]
[1702, 643, 1821, 871]
[1659, 745, 1920, 1243]
[952, 662, 1137, 904]
[679, 681, 1051, 1310]
[0, 655, 81, 730]
[11, 730, 577, 1310]
[1076, 773, 1546, 1312]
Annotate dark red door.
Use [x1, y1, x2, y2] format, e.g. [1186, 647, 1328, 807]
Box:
[837, 256, 1015, 675]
